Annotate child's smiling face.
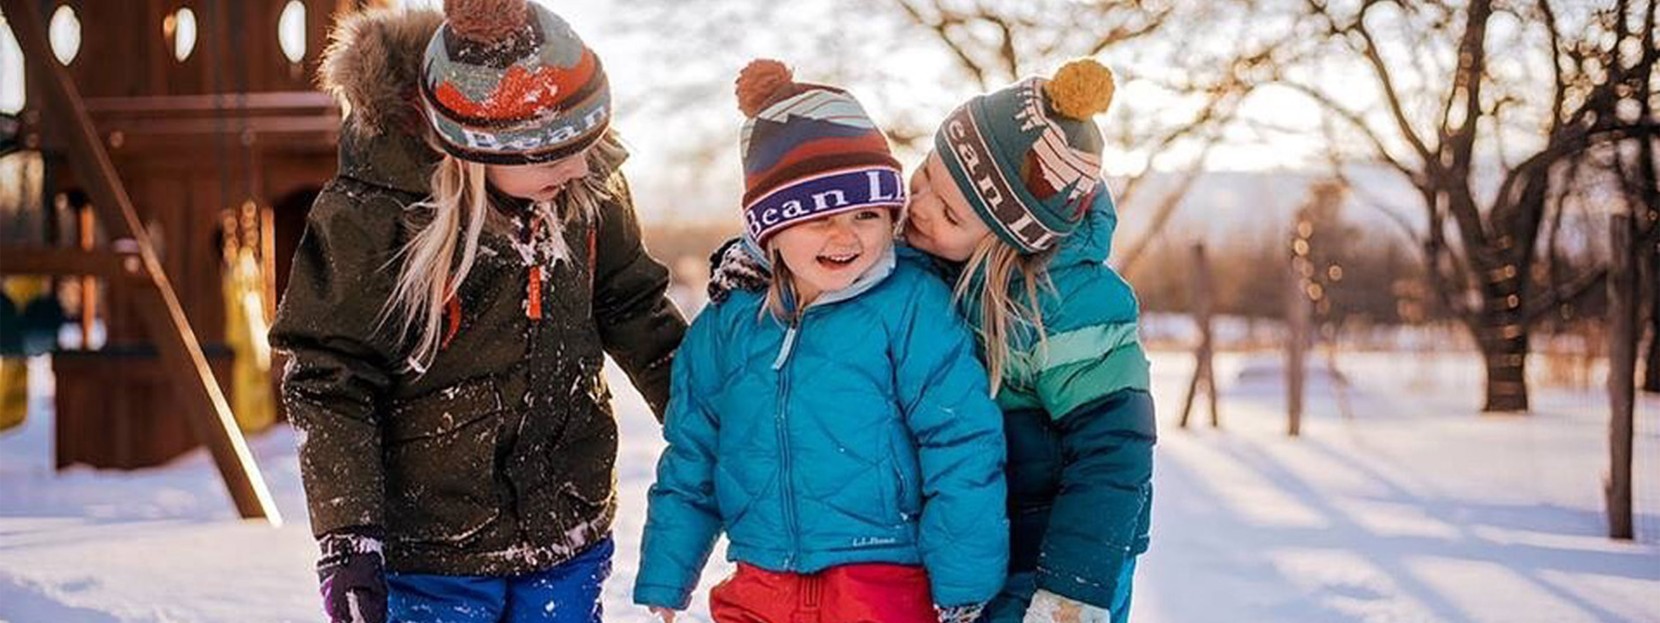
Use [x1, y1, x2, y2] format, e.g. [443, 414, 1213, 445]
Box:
[485, 149, 591, 202]
[771, 208, 895, 305]
[902, 149, 994, 262]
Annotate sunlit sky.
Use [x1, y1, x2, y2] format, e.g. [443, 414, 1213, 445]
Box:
[0, 1, 1331, 167]
[0, 0, 1554, 223]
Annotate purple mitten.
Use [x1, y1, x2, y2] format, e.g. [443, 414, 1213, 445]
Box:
[317, 530, 388, 623]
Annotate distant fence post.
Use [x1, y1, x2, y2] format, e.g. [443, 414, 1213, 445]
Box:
[1607, 214, 1636, 540]
[1179, 243, 1220, 429]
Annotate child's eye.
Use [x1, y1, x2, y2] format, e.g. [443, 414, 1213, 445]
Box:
[853, 210, 885, 221]
[942, 206, 961, 226]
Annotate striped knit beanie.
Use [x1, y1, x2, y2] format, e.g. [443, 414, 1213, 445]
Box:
[419, 0, 610, 165]
[935, 59, 1116, 253]
[736, 60, 905, 247]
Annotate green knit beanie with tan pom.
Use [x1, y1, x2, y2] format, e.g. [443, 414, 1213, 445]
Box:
[934, 58, 1117, 253]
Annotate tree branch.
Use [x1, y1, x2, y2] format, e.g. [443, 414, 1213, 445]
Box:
[1114, 75, 1258, 264]
[1315, 110, 1423, 249]
[1442, 0, 1492, 170]
[1115, 146, 1212, 275]
[984, 10, 1019, 78]
[1538, 0, 1567, 134]
[1343, 0, 1439, 164]
[1523, 268, 1608, 324]
[1280, 80, 1417, 179]
[1497, 123, 1660, 216]
[1116, 71, 1257, 208]
[1420, 185, 1479, 323]
[1336, 167, 1422, 248]
[1544, 157, 1582, 297]
[1087, 3, 1174, 56]
[893, 0, 991, 89]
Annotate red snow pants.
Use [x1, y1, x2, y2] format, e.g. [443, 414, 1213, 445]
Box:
[709, 562, 936, 623]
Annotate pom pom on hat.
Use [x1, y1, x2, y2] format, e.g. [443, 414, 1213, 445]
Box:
[445, 0, 530, 43]
[736, 59, 795, 117]
[1045, 58, 1116, 120]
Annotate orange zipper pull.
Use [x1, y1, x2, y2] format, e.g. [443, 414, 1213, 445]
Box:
[527, 265, 544, 320]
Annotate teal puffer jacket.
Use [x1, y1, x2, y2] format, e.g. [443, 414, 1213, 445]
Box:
[635, 251, 1009, 610]
[969, 189, 1156, 618]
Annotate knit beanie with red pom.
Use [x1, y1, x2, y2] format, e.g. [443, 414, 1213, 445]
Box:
[419, 0, 610, 164]
[735, 60, 905, 247]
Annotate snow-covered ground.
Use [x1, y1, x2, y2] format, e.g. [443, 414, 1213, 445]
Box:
[2, 352, 1657, 622]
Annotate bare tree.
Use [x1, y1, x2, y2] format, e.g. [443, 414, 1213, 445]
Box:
[604, 2, 920, 218]
[883, 0, 1289, 272]
[615, 0, 1287, 261]
[1278, 0, 1658, 412]
[886, 0, 1176, 90]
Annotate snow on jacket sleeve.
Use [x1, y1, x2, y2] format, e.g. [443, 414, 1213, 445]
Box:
[893, 275, 1010, 608]
[268, 188, 403, 538]
[591, 176, 686, 422]
[633, 311, 725, 610]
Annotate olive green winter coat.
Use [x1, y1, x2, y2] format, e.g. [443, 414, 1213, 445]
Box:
[269, 8, 684, 576]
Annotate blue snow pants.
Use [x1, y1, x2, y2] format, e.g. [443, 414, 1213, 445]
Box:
[386, 536, 614, 622]
[981, 558, 1137, 623]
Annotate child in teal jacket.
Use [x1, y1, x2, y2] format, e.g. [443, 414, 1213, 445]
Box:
[711, 58, 1154, 623]
[634, 61, 1009, 623]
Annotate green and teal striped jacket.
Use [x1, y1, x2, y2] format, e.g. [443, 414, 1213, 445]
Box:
[956, 188, 1155, 617]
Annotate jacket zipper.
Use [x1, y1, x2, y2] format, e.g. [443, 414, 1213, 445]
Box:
[775, 317, 806, 568]
[770, 271, 883, 566]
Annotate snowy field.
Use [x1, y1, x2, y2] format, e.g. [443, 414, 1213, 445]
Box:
[2, 351, 1657, 622]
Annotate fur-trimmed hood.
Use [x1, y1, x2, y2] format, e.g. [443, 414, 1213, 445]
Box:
[318, 8, 444, 193]
[320, 8, 442, 138]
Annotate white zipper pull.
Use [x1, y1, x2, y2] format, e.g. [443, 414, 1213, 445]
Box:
[772, 325, 799, 370]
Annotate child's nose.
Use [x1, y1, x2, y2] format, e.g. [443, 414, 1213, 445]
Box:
[909, 204, 931, 227]
[826, 220, 858, 243]
[551, 157, 589, 182]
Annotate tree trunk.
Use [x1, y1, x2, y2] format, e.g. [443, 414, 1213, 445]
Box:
[1607, 215, 1636, 539]
[1644, 304, 1659, 393]
[1643, 243, 1659, 393]
[1475, 303, 1530, 413]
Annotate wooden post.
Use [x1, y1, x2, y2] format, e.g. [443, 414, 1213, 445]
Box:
[4, 0, 281, 524]
[1607, 214, 1636, 540]
[1179, 243, 1220, 428]
[1287, 258, 1309, 438]
[1325, 344, 1355, 420]
[259, 204, 277, 324]
[77, 203, 96, 349]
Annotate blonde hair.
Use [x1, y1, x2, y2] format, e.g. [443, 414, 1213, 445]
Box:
[762, 246, 798, 323]
[954, 236, 1052, 396]
[383, 133, 628, 371]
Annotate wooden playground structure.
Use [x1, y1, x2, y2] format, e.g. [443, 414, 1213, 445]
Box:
[0, 0, 391, 522]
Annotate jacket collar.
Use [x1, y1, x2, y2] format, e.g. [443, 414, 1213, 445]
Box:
[337, 118, 440, 195]
[1051, 189, 1118, 268]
